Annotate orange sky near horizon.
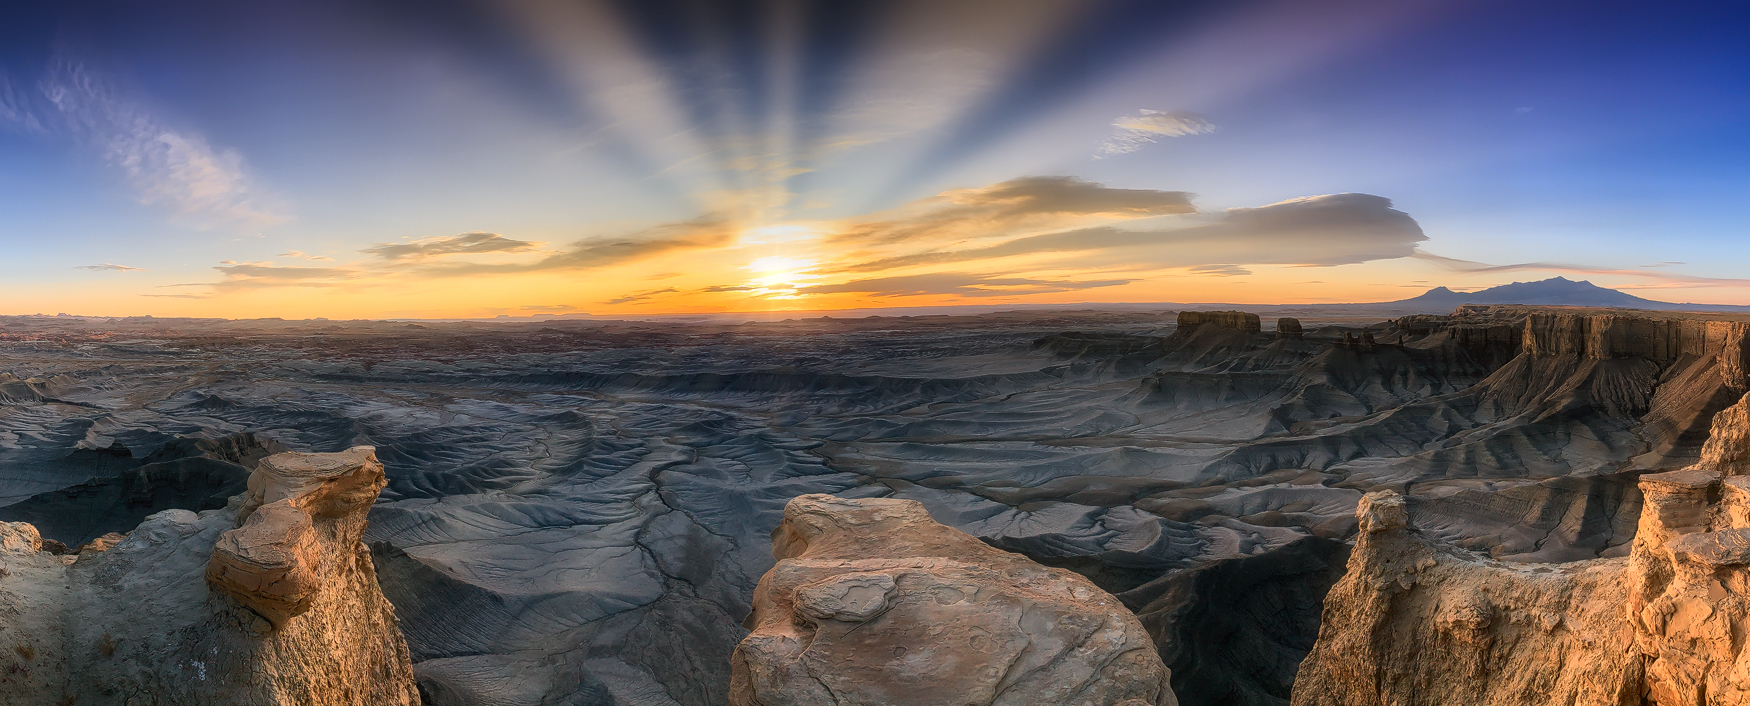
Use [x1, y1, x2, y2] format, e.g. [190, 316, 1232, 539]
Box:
[10, 199, 1747, 321]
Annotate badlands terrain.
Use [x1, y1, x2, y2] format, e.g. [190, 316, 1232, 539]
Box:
[1, 304, 1746, 705]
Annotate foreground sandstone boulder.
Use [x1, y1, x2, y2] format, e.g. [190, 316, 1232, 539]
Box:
[732, 494, 1177, 706]
[1292, 392, 1750, 705]
[0, 446, 418, 705]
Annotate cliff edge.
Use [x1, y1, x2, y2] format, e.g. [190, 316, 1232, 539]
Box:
[1292, 392, 1750, 705]
[0, 446, 418, 705]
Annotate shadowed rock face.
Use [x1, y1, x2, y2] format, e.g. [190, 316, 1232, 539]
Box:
[0, 447, 418, 705]
[1178, 311, 1262, 334]
[1276, 318, 1304, 341]
[0, 433, 280, 545]
[732, 494, 1177, 706]
[1126, 537, 1349, 706]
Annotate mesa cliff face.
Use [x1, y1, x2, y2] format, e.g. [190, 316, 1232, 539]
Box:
[1292, 391, 1750, 705]
[732, 494, 1177, 706]
[0, 447, 418, 705]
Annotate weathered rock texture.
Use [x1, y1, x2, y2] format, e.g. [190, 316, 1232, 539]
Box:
[731, 494, 1177, 706]
[0, 447, 418, 705]
[1292, 391, 1750, 705]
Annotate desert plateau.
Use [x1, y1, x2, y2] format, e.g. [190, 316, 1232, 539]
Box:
[0, 299, 1746, 704]
[4, 0, 1748, 703]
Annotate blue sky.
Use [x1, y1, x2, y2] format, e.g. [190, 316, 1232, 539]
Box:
[1, 0, 1747, 317]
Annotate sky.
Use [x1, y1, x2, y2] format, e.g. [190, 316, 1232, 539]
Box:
[1, 0, 1747, 319]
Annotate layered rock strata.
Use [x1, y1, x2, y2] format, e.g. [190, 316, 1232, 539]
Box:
[1276, 318, 1304, 340]
[731, 494, 1178, 706]
[0, 446, 418, 705]
[1177, 310, 1262, 334]
[1292, 392, 1750, 705]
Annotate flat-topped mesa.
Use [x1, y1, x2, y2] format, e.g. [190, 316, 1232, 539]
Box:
[1519, 310, 1750, 376]
[1393, 313, 1523, 350]
[0, 446, 418, 705]
[1277, 317, 1304, 340]
[733, 494, 1178, 706]
[1176, 310, 1261, 334]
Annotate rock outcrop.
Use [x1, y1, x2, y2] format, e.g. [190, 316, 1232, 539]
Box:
[1276, 318, 1304, 341]
[732, 494, 1177, 706]
[0, 446, 418, 705]
[1177, 310, 1262, 334]
[1292, 391, 1750, 705]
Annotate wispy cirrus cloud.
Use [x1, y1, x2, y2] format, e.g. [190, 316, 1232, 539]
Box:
[1098, 109, 1215, 157]
[0, 71, 45, 134]
[75, 263, 145, 272]
[37, 56, 282, 226]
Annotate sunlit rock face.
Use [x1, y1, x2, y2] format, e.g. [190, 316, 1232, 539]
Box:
[1292, 391, 1750, 706]
[0, 447, 418, 705]
[732, 494, 1176, 706]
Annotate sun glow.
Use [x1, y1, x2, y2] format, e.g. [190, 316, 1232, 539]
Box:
[743, 256, 819, 299]
[738, 224, 823, 245]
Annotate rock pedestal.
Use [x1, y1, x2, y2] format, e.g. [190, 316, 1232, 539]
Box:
[0, 446, 418, 705]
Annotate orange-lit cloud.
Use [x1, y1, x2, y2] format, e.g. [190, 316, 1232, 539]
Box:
[111, 175, 1749, 319]
[363, 232, 539, 261]
[834, 176, 1196, 246]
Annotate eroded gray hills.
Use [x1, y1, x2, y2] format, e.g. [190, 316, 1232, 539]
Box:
[0, 305, 1746, 704]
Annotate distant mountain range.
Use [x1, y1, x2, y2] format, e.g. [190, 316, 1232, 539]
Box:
[1383, 276, 1750, 313]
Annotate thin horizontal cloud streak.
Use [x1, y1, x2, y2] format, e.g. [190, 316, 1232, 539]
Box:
[168, 215, 742, 297]
[1188, 264, 1251, 276]
[834, 176, 1196, 245]
[603, 287, 678, 305]
[176, 262, 363, 292]
[423, 216, 736, 275]
[75, 263, 145, 272]
[802, 272, 1132, 298]
[836, 192, 1424, 273]
[364, 232, 538, 260]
